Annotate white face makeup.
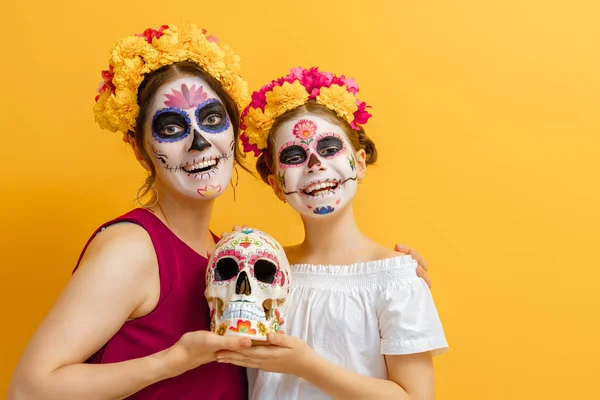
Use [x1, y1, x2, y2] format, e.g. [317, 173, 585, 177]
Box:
[272, 115, 359, 217]
[145, 76, 234, 199]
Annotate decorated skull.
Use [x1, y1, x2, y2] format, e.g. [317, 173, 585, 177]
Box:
[205, 228, 290, 340]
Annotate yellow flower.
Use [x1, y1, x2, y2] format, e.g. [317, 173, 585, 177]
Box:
[94, 22, 249, 136]
[243, 107, 276, 149]
[257, 322, 268, 336]
[316, 84, 358, 124]
[217, 323, 227, 336]
[265, 81, 309, 116]
[93, 91, 116, 132]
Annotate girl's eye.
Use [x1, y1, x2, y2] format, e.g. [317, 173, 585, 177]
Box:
[280, 145, 308, 165]
[316, 136, 344, 157]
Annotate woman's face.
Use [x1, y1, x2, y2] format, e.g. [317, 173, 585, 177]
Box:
[144, 76, 235, 199]
[271, 113, 362, 218]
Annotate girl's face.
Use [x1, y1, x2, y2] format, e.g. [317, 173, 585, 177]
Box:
[270, 114, 365, 217]
[143, 76, 235, 199]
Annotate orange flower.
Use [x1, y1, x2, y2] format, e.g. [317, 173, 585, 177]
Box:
[229, 319, 257, 335]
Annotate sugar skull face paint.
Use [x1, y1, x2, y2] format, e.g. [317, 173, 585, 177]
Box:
[145, 76, 234, 200]
[272, 115, 359, 217]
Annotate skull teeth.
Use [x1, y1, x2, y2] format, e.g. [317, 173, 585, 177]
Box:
[223, 309, 266, 321]
[222, 302, 266, 322]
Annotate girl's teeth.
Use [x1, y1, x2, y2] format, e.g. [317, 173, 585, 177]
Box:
[305, 181, 337, 193]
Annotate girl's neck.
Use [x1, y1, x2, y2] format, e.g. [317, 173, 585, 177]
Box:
[297, 203, 372, 265]
[148, 182, 216, 255]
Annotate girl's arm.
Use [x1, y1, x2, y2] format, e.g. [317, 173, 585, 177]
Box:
[217, 333, 434, 400]
[8, 223, 250, 400]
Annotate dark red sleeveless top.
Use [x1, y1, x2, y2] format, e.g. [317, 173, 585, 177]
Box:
[74, 208, 247, 399]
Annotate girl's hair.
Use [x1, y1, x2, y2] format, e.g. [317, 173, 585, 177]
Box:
[255, 101, 377, 183]
[131, 61, 247, 196]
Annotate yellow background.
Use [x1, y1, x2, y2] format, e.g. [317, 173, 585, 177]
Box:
[1, 0, 598, 398]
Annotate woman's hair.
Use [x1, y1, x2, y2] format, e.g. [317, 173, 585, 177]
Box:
[255, 101, 377, 183]
[131, 61, 247, 196]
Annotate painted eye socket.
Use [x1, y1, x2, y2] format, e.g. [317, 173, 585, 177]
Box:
[254, 259, 277, 284]
[279, 145, 308, 165]
[317, 136, 344, 158]
[152, 111, 190, 142]
[196, 99, 230, 133]
[215, 258, 239, 281]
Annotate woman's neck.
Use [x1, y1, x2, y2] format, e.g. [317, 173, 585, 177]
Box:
[148, 182, 216, 254]
[297, 203, 372, 265]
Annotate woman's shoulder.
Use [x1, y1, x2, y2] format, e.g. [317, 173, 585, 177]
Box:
[78, 221, 157, 277]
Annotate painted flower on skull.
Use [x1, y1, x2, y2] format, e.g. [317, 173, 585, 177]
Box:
[257, 322, 268, 336]
[229, 320, 257, 335]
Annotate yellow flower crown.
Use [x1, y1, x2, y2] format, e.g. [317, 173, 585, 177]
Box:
[240, 67, 372, 156]
[93, 22, 249, 141]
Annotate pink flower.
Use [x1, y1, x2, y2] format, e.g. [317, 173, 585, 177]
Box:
[201, 28, 219, 43]
[299, 67, 335, 99]
[95, 65, 116, 101]
[343, 77, 359, 94]
[241, 133, 262, 157]
[287, 67, 305, 81]
[137, 25, 169, 44]
[250, 90, 267, 109]
[351, 101, 372, 129]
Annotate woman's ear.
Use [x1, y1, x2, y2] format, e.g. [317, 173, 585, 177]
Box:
[354, 149, 367, 181]
[267, 174, 287, 202]
[129, 133, 151, 171]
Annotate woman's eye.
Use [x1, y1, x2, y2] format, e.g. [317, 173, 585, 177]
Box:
[203, 114, 222, 126]
[162, 124, 185, 135]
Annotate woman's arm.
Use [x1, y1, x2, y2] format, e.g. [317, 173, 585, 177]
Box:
[8, 223, 250, 400]
[217, 333, 433, 400]
[395, 243, 432, 288]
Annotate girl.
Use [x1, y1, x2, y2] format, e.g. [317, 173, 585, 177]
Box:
[8, 26, 430, 399]
[217, 67, 448, 399]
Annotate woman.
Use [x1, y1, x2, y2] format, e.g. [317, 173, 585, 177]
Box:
[8, 24, 431, 399]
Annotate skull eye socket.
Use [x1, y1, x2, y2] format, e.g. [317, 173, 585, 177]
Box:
[254, 259, 277, 284]
[215, 258, 239, 281]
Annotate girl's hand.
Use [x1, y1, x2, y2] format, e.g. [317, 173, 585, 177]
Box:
[220, 224, 249, 238]
[215, 332, 316, 376]
[395, 243, 432, 288]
